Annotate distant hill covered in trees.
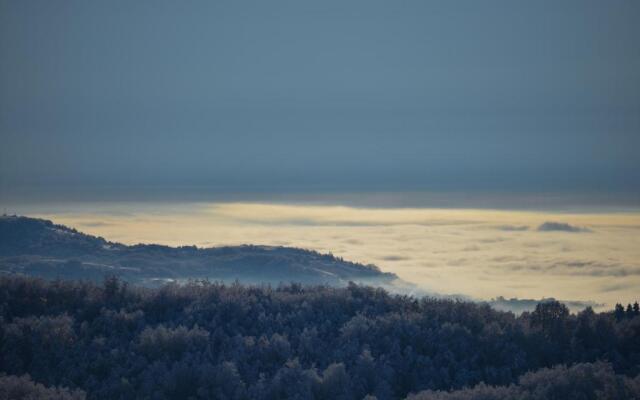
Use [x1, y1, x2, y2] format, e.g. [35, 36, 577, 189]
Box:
[0, 215, 400, 289]
[0, 275, 638, 399]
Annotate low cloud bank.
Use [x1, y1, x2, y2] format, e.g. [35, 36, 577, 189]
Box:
[537, 221, 591, 233]
[488, 296, 603, 314]
[496, 225, 529, 231]
[28, 202, 640, 308]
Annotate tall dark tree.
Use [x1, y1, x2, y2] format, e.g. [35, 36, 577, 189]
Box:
[626, 304, 635, 319]
[615, 303, 626, 321]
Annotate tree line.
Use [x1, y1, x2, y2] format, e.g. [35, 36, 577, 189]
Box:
[0, 275, 638, 399]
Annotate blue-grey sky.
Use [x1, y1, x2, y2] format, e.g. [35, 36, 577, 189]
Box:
[1, 0, 639, 197]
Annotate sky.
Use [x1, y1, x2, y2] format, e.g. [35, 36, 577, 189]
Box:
[1, 0, 639, 195]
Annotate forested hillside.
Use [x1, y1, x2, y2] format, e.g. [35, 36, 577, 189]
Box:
[0, 215, 399, 289]
[0, 276, 638, 399]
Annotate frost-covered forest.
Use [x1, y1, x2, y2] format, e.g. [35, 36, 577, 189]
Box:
[0, 275, 638, 399]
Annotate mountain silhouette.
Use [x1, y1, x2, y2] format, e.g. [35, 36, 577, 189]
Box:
[0, 215, 400, 288]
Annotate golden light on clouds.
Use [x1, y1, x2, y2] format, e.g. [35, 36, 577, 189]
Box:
[29, 201, 640, 308]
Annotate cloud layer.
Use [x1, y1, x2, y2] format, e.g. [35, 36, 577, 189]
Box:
[19, 201, 640, 309]
[537, 221, 591, 233]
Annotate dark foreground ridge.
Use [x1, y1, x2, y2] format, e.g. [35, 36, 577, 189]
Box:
[0, 275, 639, 399]
[0, 215, 398, 288]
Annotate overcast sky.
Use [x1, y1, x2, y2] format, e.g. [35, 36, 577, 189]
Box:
[1, 0, 639, 196]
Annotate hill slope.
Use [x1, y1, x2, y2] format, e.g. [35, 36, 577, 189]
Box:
[0, 215, 399, 288]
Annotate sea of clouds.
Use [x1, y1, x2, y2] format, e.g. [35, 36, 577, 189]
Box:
[21, 201, 640, 310]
